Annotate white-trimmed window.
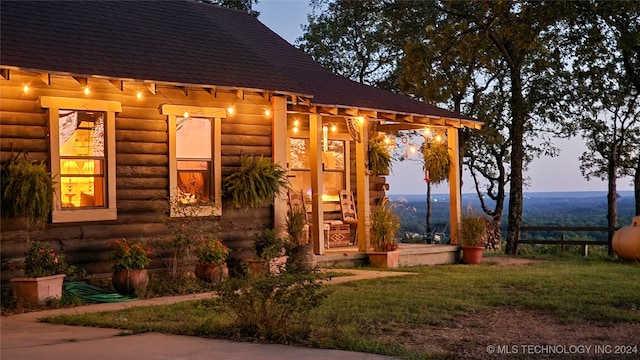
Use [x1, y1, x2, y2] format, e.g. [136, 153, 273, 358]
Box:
[289, 138, 348, 203]
[40, 97, 120, 223]
[161, 105, 225, 217]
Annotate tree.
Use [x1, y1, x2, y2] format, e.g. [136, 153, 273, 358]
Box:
[571, 1, 640, 220]
[297, 0, 398, 88]
[198, 0, 260, 17]
[393, 1, 575, 254]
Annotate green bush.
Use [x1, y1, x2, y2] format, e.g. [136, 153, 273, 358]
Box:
[215, 273, 328, 341]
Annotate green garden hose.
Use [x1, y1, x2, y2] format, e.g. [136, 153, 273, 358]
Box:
[63, 281, 139, 303]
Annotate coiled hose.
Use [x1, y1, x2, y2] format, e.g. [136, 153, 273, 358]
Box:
[63, 281, 139, 303]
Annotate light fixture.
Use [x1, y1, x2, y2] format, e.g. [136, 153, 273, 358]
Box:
[264, 109, 271, 117]
[423, 127, 431, 136]
[435, 134, 442, 143]
[227, 106, 235, 115]
[22, 85, 29, 93]
[183, 111, 189, 119]
[292, 119, 299, 133]
[330, 123, 337, 132]
[136, 91, 142, 100]
[83, 87, 90, 95]
[358, 116, 364, 124]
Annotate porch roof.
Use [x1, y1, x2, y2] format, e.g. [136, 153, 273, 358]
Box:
[0, 0, 478, 126]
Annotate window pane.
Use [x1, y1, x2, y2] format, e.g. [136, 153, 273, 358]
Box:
[323, 140, 344, 170]
[290, 170, 344, 203]
[290, 138, 309, 169]
[59, 110, 106, 209]
[177, 160, 211, 203]
[177, 117, 211, 159]
[59, 110, 104, 157]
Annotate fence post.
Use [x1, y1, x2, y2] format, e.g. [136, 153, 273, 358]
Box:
[582, 244, 588, 258]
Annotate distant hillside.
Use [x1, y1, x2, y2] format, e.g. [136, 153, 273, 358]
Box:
[389, 191, 636, 238]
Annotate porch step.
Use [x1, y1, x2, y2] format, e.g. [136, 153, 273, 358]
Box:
[315, 244, 460, 268]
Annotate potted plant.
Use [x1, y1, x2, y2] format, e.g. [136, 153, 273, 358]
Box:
[10, 241, 73, 306]
[193, 238, 230, 283]
[1, 153, 54, 238]
[284, 207, 316, 272]
[223, 155, 289, 210]
[368, 136, 392, 176]
[368, 198, 401, 268]
[460, 210, 487, 264]
[111, 238, 151, 295]
[248, 228, 287, 275]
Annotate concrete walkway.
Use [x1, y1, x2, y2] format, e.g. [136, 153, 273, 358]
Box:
[2, 269, 414, 360]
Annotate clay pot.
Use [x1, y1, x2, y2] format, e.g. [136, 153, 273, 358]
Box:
[461, 246, 484, 264]
[112, 269, 149, 296]
[194, 262, 229, 284]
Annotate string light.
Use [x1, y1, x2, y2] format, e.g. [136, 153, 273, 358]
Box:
[136, 91, 142, 99]
[423, 127, 431, 136]
[83, 87, 90, 95]
[435, 134, 442, 143]
[227, 106, 235, 115]
[183, 111, 189, 119]
[330, 123, 337, 132]
[264, 109, 271, 117]
[292, 119, 299, 133]
[22, 85, 29, 93]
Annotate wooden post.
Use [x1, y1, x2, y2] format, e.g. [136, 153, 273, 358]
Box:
[272, 96, 287, 237]
[309, 114, 325, 254]
[355, 116, 370, 252]
[447, 128, 461, 245]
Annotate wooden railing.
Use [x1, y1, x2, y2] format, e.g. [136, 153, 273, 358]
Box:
[516, 226, 618, 256]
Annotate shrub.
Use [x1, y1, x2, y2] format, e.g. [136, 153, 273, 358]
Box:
[370, 199, 400, 252]
[215, 273, 328, 341]
[24, 241, 74, 278]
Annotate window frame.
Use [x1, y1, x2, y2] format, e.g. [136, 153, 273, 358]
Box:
[161, 104, 225, 217]
[287, 133, 351, 203]
[40, 96, 120, 223]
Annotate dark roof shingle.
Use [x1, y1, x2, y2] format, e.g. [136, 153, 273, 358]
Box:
[1, 0, 474, 121]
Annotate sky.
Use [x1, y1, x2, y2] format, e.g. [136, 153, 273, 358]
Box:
[254, 0, 635, 195]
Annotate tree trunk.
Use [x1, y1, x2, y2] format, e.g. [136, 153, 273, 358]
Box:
[635, 156, 640, 216]
[607, 143, 619, 256]
[505, 69, 525, 256]
[426, 181, 432, 240]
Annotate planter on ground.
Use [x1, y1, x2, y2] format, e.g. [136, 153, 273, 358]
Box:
[11, 274, 66, 306]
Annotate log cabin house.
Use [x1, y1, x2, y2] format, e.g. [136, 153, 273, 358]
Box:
[0, 1, 482, 281]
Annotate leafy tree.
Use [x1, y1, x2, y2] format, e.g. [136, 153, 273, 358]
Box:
[198, 0, 260, 17]
[297, 0, 398, 88]
[571, 1, 640, 219]
[392, 1, 575, 254]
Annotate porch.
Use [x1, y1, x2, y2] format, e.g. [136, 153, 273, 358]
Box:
[315, 243, 461, 269]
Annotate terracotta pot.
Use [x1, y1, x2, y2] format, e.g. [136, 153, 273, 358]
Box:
[367, 249, 400, 268]
[612, 216, 640, 261]
[195, 262, 229, 284]
[112, 269, 149, 296]
[10, 274, 66, 306]
[461, 246, 484, 264]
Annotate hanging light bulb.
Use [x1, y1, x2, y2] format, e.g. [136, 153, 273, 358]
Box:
[435, 134, 442, 143]
[83, 86, 90, 95]
[409, 144, 417, 154]
[227, 106, 235, 115]
[264, 109, 271, 117]
[136, 91, 142, 99]
[423, 127, 431, 136]
[330, 123, 337, 132]
[183, 111, 189, 119]
[23, 85, 30, 93]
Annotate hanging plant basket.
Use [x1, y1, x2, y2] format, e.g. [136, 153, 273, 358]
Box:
[223, 155, 289, 210]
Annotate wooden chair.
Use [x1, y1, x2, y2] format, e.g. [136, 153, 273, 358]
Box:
[338, 190, 358, 245]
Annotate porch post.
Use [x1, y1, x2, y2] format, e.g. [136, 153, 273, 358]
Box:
[272, 96, 287, 237]
[355, 117, 370, 252]
[447, 127, 462, 245]
[309, 113, 325, 254]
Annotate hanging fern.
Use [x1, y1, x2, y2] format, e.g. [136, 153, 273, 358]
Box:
[368, 136, 392, 176]
[223, 155, 290, 210]
[422, 141, 451, 185]
[1, 152, 54, 231]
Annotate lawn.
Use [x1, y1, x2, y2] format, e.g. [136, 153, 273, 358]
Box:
[44, 257, 640, 360]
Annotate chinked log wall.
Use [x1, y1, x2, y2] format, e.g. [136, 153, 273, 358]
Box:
[0, 72, 273, 281]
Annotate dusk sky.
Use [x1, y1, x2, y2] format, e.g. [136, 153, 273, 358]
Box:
[254, 0, 635, 195]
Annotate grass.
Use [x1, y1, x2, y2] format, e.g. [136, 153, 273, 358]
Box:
[43, 257, 640, 359]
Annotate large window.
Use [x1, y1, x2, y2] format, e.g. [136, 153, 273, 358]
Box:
[289, 138, 346, 202]
[161, 104, 224, 217]
[176, 117, 212, 202]
[41, 97, 120, 223]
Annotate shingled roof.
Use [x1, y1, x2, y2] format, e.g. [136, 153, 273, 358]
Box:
[1, 0, 475, 123]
